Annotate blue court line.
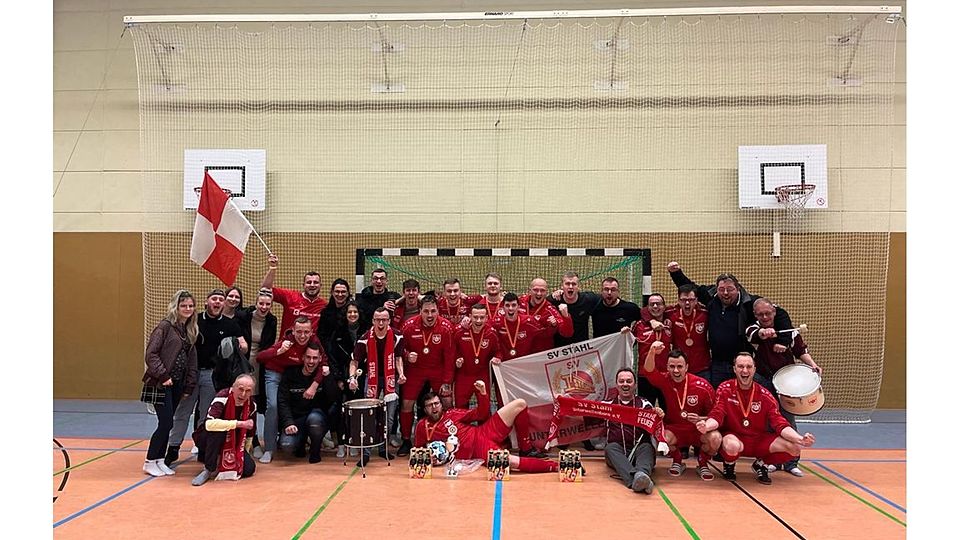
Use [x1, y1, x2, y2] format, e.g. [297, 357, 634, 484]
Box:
[54, 476, 154, 528]
[811, 461, 906, 514]
[491, 480, 503, 540]
[53, 458, 194, 529]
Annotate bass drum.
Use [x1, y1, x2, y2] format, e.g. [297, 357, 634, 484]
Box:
[343, 398, 386, 448]
[772, 364, 825, 416]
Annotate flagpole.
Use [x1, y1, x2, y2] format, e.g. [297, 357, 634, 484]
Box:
[229, 198, 272, 255]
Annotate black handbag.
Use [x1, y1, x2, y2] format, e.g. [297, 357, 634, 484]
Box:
[139, 383, 165, 405]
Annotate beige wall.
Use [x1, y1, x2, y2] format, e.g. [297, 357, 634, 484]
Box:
[53, 1, 907, 406]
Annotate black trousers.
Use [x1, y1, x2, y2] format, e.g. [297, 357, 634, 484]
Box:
[195, 429, 256, 477]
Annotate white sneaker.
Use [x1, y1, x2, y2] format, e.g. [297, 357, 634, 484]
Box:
[322, 433, 336, 449]
[142, 459, 165, 477]
[252, 446, 264, 459]
[191, 469, 212, 486]
[191, 445, 199, 455]
[786, 465, 804, 477]
[156, 460, 176, 476]
[336, 446, 346, 459]
[259, 450, 273, 464]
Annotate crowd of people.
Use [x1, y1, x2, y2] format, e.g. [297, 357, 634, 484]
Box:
[140, 255, 819, 490]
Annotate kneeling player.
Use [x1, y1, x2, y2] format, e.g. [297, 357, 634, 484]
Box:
[696, 352, 815, 484]
[640, 340, 720, 481]
[414, 381, 557, 473]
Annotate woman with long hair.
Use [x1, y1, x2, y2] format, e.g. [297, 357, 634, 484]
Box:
[142, 290, 199, 476]
[327, 300, 369, 458]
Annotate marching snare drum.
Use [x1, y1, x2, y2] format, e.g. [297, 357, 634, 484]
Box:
[772, 364, 825, 416]
[343, 398, 386, 448]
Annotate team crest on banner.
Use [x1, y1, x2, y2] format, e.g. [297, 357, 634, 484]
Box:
[492, 332, 635, 448]
[547, 353, 606, 401]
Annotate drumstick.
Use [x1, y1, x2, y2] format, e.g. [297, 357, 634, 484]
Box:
[777, 324, 808, 334]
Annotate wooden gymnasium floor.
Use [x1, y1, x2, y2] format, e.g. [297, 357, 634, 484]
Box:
[53, 403, 906, 540]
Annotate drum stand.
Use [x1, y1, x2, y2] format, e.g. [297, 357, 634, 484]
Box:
[343, 401, 391, 479]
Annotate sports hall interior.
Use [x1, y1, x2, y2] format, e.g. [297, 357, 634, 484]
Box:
[52, 1, 907, 539]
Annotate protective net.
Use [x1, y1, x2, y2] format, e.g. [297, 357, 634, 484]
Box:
[129, 12, 901, 423]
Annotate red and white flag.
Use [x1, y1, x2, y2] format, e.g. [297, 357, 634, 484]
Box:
[190, 172, 253, 285]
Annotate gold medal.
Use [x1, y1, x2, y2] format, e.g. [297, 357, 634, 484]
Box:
[474, 358, 480, 365]
[685, 338, 694, 347]
[743, 419, 750, 427]
[681, 411, 687, 419]
[510, 349, 516, 356]
[423, 347, 430, 354]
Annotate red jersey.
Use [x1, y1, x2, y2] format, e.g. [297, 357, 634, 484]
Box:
[479, 296, 506, 325]
[272, 287, 328, 336]
[453, 325, 500, 378]
[493, 314, 543, 360]
[391, 301, 422, 331]
[414, 392, 492, 459]
[437, 294, 483, 326]
[401, 315, 457, 385]
[256, 339, 327, 383]
[519, 294, 574, 353]
[644, 370, 714, 426]
[708, 380, 792, 439]
[666, 305, 710, 374]
[634, 316, 672, 371]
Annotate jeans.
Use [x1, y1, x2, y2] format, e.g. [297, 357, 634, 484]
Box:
[263, 369, 281, 452]
[279, 409, 328, 459]
[169, 369, 215, 447]
[605, 441, 656, 488]
[146, 380, 183, 460]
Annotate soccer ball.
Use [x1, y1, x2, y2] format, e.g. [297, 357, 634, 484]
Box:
[427, 441, 453, 466]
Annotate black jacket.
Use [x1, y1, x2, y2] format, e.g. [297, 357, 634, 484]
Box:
[669, 269, 793, 365]
[356, 286, 401, 324]
[277, 366, 326, 428]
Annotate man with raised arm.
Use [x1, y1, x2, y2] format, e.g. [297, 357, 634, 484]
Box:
[260, 253, 327, 336]
[696, 352, 816, 485]
[639, 340, 719, 481]
[548, 271, 601, 347]
[667, 261, 794, 387]
[414, 381, 555, 470]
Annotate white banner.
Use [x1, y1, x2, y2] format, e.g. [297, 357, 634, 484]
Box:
[492, 332, 635, 447]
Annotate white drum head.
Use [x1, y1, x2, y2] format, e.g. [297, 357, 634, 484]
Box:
[344, 398, 383, 410]
[772, 364, 821, 398]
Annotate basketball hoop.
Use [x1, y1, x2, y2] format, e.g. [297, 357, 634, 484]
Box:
[194, 186, 233, 199]
[775, 184, 815, 219]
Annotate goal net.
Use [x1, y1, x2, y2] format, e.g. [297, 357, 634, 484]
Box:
[128, 10, 901, 423]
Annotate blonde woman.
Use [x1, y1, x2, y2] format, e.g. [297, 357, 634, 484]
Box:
[142, 290, 199, 476]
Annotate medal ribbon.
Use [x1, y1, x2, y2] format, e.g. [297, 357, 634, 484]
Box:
[469, 327, 484, 359]
[674, 375, 689, 414]
[736, 383, 756, 423]
[505, 316, 520, 351]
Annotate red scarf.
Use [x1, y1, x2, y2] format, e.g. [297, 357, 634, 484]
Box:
[366, 328, 397, 399]
[546, 395, 665, 449]
[216, 390, 250, 480]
